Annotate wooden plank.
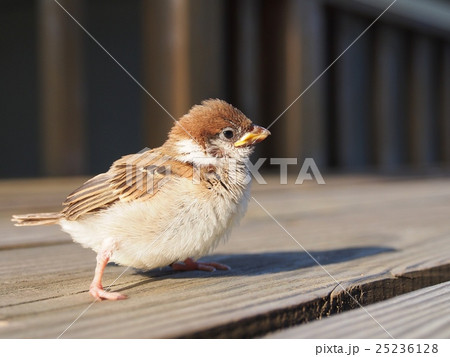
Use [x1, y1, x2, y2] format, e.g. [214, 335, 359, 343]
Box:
[0, 177, 86, 212]
[3, 176, 450, 247]
[0, 176, 449, 338]
[267, 281, 450, 338]
[0, 178, 84, 248]
[38, 0, 86, 175]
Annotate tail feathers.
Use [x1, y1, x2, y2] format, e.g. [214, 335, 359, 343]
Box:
[12, 212, 62, 226]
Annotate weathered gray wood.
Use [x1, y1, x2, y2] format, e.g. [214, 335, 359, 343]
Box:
[0, 176, 449, 338]
[267, 281, 450, 338]
[0, 178, 81, 249]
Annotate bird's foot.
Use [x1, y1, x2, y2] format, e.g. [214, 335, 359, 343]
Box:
[171, 257, 230, 272]
[89, 283, 127, 301]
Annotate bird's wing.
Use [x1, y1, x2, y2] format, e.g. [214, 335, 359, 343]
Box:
[62, 149, 194, 220]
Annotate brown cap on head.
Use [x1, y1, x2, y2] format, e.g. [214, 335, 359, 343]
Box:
[168, 99, 254, 148]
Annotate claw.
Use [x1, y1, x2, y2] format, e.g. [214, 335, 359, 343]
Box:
[172, 258, 230, 272]
[89, 247, 127, 301]
[90, 284, 127, 301]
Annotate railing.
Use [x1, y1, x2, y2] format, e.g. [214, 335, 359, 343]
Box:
[0, 0, 448, 177]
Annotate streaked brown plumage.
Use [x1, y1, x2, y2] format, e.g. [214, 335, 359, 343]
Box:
[12, 99, 270, 300]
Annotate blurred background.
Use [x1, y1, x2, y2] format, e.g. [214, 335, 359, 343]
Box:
[0, 0, 449, 178]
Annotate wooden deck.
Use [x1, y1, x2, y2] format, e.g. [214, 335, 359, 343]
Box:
[0, 175, 449, 338]
[267, 281, 450, 338]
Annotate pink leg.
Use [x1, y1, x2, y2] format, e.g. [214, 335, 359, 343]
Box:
[172, 257, 230, 272]
[89, 250, 127, 301]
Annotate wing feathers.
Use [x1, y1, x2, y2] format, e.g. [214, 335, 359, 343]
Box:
[64, 173, 111, 205]
[61, 150, 194, 220]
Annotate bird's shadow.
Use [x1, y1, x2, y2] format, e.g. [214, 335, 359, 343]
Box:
[115, 246, 395, 292]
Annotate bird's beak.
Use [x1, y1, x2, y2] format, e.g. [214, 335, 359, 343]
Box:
[234, 125, 271, 147]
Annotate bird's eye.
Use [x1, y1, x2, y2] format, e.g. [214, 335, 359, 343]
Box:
[221, 129, 235, 140]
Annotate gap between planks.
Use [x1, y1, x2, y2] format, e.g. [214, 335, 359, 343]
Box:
[180, 265, 450, 338]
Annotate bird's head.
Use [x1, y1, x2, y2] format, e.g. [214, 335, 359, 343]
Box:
[167, 99, 270, 165]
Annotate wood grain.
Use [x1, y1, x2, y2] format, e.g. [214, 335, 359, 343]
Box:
[267, 281, 450, 338]
[0, 176, 449, 338]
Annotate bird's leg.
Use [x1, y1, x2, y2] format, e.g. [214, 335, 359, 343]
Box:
[171, 257, 230, 272]
[89, 249, 127, 301]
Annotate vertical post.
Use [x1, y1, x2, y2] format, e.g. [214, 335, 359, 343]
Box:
[259, 0, 287, 159]
[38, 0, 85, 175]
[284, 0, 327, 167]
[171, 0, 190, 118]
[333, 11, 372, 169]
[142, 0, 189, 147]
[230, 0, 262, 156]
[83, 1, 142, 173]
[142, 0, 226, 146]
[408, 35, 439, 167]
[373, 25, 408, 170]
[188, 0, 227, 107]
[439, 44, 450, 167]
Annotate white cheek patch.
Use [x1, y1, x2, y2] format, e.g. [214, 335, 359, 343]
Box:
[176, 139, 219, 165]
[176, 139, 202, 154]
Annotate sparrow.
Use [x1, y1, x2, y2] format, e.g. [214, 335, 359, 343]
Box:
[12, 99, 270, 300]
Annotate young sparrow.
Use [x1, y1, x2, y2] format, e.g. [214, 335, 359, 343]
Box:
[12, 99, 270, 300]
